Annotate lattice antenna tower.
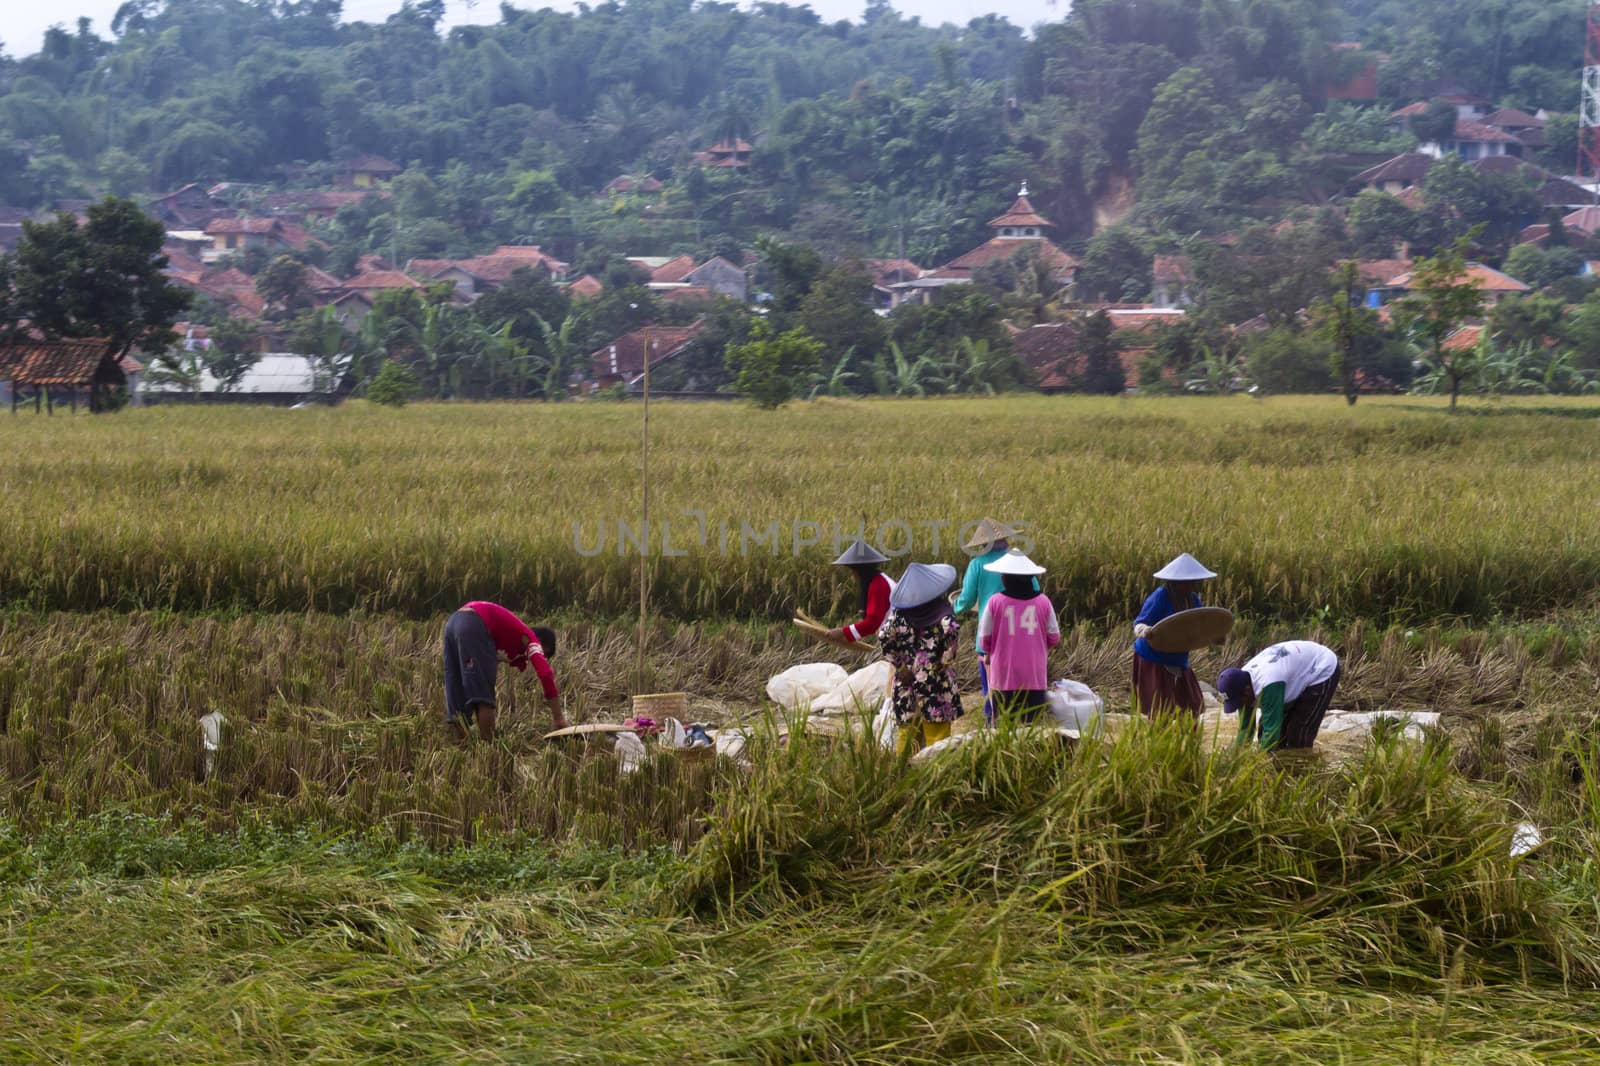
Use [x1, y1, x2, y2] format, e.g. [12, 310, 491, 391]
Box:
[1582, 1, 1600, 185]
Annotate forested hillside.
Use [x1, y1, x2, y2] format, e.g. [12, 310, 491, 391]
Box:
[6, 0, 1600, 408]
[0, 0, 1587, 265]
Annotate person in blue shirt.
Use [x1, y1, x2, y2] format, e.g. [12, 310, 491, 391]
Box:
[1130, 552, 1216, 718]
[952, 518, 1034, 723]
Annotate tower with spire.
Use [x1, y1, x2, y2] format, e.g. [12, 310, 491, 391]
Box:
[887, 180, 1077, 307]
[988, 181, 1052, 240]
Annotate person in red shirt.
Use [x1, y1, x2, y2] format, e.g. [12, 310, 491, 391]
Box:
[825, 540, 895, 646]
[442, 601, 565, 741]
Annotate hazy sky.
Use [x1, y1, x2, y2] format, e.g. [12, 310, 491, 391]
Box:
[2, 0, 1063, 57]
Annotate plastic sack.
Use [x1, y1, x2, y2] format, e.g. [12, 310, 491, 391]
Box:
[199, 710, 225, 776]
[1047, 680, 1104, 731]
[811, 660, 893, 714]
[912, 732, 976, 762]
[615, 730, 647, 775]
[766, 663, 850, 709]
[871, 695, 897, 748]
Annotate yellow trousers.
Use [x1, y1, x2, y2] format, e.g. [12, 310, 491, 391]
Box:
[896, 719, 952, 755]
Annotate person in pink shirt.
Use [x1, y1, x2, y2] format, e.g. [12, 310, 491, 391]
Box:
[976, 550, 1060, 724]
[442, 601, 566, 742]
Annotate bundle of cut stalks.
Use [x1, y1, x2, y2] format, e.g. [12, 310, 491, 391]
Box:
[793, 608, 876, 652]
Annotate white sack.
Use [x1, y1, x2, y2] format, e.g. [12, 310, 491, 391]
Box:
[615, 730, 647, 775]
[766, 663, 850, 709]
[811, 661, 894, 714]
[1047, 680, 1105, 732]
[872, 695, 897, 749]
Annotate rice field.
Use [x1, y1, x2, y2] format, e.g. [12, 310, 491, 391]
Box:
[4, 395, 1600, 621]
[5, 395, 1600, 1061]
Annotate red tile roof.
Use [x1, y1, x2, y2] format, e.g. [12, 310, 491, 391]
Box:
[1563, 206, 1600, 235]
[647, 255, 698, 283]
[604, 174, 664, 194]
[1393, 186, 1427, 210]
[1385, 263, 1530, 293]
[987, 192, 1052, 229]
[1517, 224, 1551, 246]
[931, 236, 1078, 278]
[707, 139, 753, 154]
[0, 338, 119, 386]
[205, 217, 280, 235]
[1442, 325, 1484, 352]
[1354, 153, 1433, 186]
[1485, 108, 1544, 129]
[1450, 120, 1521, 145]
[568, 274, 604, 299]
[864, 258, 924, 287]
[589, 323, 705, 384]
[343, 270, 421, 290]
[339, 153, 401, 174]
[1354, 258, 1414, 285]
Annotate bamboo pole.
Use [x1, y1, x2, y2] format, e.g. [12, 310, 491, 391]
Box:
[637, 326, 651, 690]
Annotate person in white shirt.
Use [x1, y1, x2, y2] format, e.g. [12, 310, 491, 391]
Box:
[1216, 640, 1341, 750]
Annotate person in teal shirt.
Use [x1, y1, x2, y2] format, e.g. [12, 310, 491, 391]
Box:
[952, 518, 1035, 723]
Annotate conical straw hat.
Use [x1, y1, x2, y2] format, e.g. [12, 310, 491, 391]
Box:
[833, 540, 889, 566]
[965, 517, 1019, 551]
[982, 548, 1046, 576]
[1152, 552, 1217, 581]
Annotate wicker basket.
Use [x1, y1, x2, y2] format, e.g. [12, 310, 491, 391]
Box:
[665, 743, 717, 764]
[631, 692, 689, 719]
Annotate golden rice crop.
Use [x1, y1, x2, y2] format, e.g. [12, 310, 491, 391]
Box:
[3, 395, 1600, 621]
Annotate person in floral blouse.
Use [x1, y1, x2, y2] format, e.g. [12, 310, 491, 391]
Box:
[878, 562, 964, 755]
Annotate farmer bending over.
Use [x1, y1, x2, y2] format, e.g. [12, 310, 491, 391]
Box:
[1217, 640, 1341, 750]
[442, 600, 566, 741]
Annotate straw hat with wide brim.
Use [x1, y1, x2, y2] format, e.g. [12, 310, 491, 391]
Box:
[965, 517, 1019, 551]
[833, 540, 889, 566]
[1152, 552, 1217, 582]
[1145, 606, 1235, 653]
[982, 548, 1047, 576]
[890, 562, 958, 608]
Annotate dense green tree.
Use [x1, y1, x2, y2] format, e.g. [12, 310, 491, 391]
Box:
[255, 255, 311, 317]
[724, 321, 823, 408]
[204, 315, 261, 392]
[1076, 228, 1152, 303]
[1081, 311, 1127, 395]
[1347, 190, 1420, 259]
[12, 196, 189, 357]
[797, 264, 886, 371]
[1393, 238, 1486, 411]
[1501, 245, 1584, 291]
[1310, 262, 1382, 405]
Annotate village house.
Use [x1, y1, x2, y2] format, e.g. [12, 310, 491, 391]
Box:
[260, 189, 389, 221]
[567, 275, 605, 300]
[1151, 255, 1196, 309]
[863, 258, 923, 310]
[602, 174, 664, 196]
[407, 245, 572, 298]
[587, 323, 705, 393]
[146, 183, 230, 229]
[1375, 262, 1531, 307]
[335, 153, 402, 189]
[202, 217, 320, 262]
[0, 337, 131, 413]
[627, 254, 748, 302]
[692, 139, 753, 169]
[890, 183, 1078, 307]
